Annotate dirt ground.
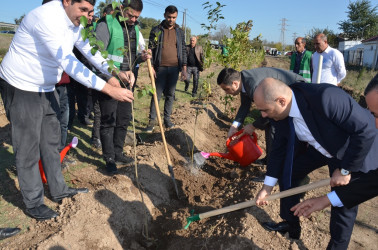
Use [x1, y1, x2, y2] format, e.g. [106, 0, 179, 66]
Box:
[0, 56, 377, 249]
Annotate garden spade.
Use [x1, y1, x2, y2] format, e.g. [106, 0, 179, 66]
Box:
[146, 58, 180, 199]
[184, 178, 330, 229]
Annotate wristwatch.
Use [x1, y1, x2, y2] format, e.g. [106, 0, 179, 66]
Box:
[340, 168, 350, 176]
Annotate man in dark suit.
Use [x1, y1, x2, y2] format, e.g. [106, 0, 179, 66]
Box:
[291, 73, 378, 218]
[253, 78, 378, 249]
[217, 67, 305, 164]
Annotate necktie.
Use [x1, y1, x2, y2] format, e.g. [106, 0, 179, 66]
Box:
[282, 116, 295, 190]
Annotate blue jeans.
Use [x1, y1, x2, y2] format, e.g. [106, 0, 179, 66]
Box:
[56, 84, 69, 152]
[149, 66, 179, 123]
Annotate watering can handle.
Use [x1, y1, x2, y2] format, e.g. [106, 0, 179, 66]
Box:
[227, 129, 258, 144]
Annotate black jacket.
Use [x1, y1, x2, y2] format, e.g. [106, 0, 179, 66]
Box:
[148, 20, 187, 71]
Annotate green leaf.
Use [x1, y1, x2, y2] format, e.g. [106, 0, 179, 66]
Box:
[91, 47, 97, 56]
[89, 37, 96, 46]
[97, 40, 104, 50]
[112, 1, 119, 10]
[101, 50, 109, 58]
[119, 16, 128, 22]
[80, 16, 88, 27]
[81, 29, 88, 41]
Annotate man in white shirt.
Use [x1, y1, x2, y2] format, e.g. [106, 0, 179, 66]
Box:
[0, 0, 134, 221]
[252, 78, 377, 249]
[311, 33, 346, 85]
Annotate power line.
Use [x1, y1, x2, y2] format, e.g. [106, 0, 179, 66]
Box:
[279, 18, 289, 50]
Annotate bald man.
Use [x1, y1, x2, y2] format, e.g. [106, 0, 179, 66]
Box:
[291, 74, 378, 218]
[253, 78, 378, 249]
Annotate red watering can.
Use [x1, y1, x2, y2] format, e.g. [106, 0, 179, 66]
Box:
[194, 129, 263, 167]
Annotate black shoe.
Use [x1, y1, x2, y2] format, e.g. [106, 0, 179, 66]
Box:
[164, 120, 175, 129]
[106, 158, 118, 174]
[91, 138, 102, 148]
[255, 157, 267, 165]
[0, 228, 21, 240]
[80, 118, 93, 126]
[262, 221, 301, 239]
[51, 187, 89, 203]
[145, 120, 156, 133]
[25, 204, 59, 221]
[115, 153, 134, 165]
[192, 93, 197, 97]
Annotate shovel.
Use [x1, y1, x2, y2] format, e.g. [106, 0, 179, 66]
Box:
[146, 58, 180, 199]
[193, 129, 263, 167]
[184, 178, 330, 229]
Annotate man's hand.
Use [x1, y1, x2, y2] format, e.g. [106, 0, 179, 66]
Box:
[242, 124, 255, 136]
[291, 196, 331, 218]
[255, 184, 274, 206]
[141, 49, 152, 61]
[227, 125, 238, 138]
[118, 71, 135, 87]
[101, 83, 134, 102]
[180, 66, 187, 81]
[330, 168, 351, 187]
[107, 77, 121, 88]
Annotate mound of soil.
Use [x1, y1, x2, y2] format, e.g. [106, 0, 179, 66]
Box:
[0, 57, 376, 249]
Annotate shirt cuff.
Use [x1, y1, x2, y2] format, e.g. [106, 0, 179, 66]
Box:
[327, 191, 344, 207]
[232, 121, 241, 128]
[264, 176, 278, 186]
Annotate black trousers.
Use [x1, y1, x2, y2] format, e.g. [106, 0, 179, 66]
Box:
[279, 145, 358, 250]
[91, 90, 101, 141]
[0, 78, 68, 208]
[184, 66, 199, 94]
[67, 78, 89, 128]
[98, 92, 132, 161]
[149, 66, 179, 123]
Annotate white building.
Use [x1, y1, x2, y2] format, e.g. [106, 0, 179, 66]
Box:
[338, 35, 378, 69]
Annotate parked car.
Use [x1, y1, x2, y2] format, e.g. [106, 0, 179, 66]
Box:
[284, 51, 293, 57]
[0, 30, 15, 34]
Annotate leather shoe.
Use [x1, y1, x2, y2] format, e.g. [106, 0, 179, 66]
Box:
[51, 187, 89, 203]
[0, 228, 21, 240]
[262, 221, 301, 239]
[25, 204, 58, 221]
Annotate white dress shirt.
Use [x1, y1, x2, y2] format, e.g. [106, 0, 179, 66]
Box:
[311, 46, 346, 85]
[0, 1, 111, 92]
[264, 92, 332, 187]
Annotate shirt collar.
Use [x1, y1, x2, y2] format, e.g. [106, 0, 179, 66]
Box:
[322, 46, 331, 54]
[289, 91, 301, 118]
[60, 1, 76, 30]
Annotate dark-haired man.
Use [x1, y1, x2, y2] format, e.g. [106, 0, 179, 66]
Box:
[253, 78, 377, 249]
[146, 5, 187, 132]
[0, 0, 134, 220]
[95, 0, 150, 173]
[217, 67, 305, 164]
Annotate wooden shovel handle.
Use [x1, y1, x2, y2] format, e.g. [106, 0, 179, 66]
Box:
[146, 59, 172, 166]
[199, 178, 331, 220]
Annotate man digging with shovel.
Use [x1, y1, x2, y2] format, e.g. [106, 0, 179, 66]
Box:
[253, 78, 378, 249]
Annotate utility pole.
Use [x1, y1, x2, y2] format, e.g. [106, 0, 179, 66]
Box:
[292, 32, 297, 51]
[279, 18, 288, 51]
[182, 9, 187, 43]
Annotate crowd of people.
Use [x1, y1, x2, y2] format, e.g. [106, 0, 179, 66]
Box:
[0, 0, 376, 248]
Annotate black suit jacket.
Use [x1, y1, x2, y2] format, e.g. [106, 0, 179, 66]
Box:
[235, 68, 305, 127]
[267, 83, 378, 179]
[334, 168, 378, 209]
